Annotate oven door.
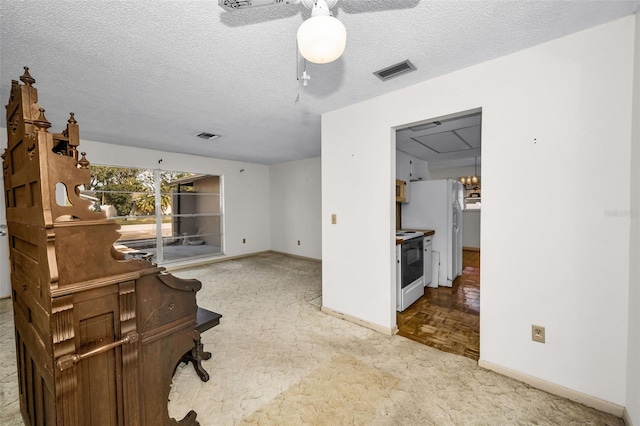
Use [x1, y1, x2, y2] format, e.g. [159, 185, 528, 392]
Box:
[401, 237, 424, 288]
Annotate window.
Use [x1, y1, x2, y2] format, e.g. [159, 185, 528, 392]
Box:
[86, 166, 223, 263]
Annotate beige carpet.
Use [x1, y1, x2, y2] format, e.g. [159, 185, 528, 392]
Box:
[240, 354, 400, 425]
[0, 253, 624, 425]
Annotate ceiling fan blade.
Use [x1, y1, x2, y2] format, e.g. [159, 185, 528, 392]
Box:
[218, 0, 301, 12]
[337, 0, 419, 14]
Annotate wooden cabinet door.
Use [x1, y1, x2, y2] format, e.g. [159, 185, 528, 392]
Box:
[72, 286, 124, 426]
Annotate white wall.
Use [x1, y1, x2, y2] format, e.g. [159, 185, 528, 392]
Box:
[79, 139, 271, 259]
[322, 16, 635, 407]
[269, 157, 322, 260]
[462, 212, 480, 249]
[626, 11, 640, 426]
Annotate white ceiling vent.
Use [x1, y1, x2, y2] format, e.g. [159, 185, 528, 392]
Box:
[373, 60, 416, 81]
[195, 132, 221, 140]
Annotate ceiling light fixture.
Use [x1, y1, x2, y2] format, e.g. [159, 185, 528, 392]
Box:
[296, 0, 346, 64]
[460, 157, 480, 187]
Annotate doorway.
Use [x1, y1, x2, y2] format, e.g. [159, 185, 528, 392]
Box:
[394, 109, 481, 360]
[397, 250, 480, 359]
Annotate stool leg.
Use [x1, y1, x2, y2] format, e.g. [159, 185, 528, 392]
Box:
[190, 337, 210, 382]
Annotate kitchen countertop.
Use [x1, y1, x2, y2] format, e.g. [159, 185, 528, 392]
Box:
[396, 229, 435, 245]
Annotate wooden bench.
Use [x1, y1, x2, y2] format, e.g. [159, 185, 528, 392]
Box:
[180, 307, 222, 382]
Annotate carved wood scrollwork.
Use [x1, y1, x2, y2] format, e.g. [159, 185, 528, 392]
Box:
[8, 109, 19, 134]
[27, 143, 36, 160]
[53, 307, 75, 344]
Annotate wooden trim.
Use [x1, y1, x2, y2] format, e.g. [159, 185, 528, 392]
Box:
[140, 318, 195, 344]
[478, 360, 624, 417]
[321, 305, 397, 336]
[50, 271, 144, 297]
[463, 247, 481, 252]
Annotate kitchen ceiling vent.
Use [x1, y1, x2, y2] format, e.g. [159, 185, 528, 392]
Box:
[373, 60, 416, 81]
[195, 132, 221, 140]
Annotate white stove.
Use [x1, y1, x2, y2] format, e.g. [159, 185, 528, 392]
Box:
[395, 231, 424, 241]
[396, 230, 425, 312]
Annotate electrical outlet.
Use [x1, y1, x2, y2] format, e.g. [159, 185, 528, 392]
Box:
[242, 238, 246, 244]
[331, 214, 337, 224]
[532, 325, 545, 343]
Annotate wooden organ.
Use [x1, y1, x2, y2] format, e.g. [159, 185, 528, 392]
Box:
[2, 67, 203, 425]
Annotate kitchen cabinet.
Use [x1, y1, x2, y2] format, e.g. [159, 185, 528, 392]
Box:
[396, 151, 411, 203]
[396, 151, 411, 182]
[464, 196, 481, 210]
[410, 158, 429, 182]
[396, 179, 406, 203]
[463, 187, 481, 210]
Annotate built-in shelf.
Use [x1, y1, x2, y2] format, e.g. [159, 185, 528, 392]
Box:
[464, 196, 481, 211]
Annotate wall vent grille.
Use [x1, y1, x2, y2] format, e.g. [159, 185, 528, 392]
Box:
[373, 60, 416, 81]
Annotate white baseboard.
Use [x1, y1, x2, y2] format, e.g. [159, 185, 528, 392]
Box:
[478, 360, 624, 417]
[164, 250, 271, 272]
[321, 306, 397, 336]
[623, 407, 634, 426]
[267, 250, 322, 263]
[164, 250, 321, 272]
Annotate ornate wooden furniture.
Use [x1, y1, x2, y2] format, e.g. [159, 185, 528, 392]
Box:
[3, 67, 204, 425]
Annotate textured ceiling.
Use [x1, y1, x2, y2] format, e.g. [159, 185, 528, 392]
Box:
[1, 1, 638, 165]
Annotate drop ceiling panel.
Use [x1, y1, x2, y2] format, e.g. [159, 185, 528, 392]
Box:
[413, 132, 472, 154]
[396, 139, 434, 159]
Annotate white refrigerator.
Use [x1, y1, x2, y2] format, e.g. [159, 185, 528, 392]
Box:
[402, 179, 463, 287]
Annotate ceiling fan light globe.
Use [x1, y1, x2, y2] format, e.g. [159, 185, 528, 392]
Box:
[297, 16, 346, 64]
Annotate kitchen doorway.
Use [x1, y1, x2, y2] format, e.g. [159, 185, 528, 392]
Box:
[394, 109, 481, 360]
[396, 250, 480, 359]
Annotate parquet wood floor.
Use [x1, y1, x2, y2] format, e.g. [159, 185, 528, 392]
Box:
[397, 250, 480, 360]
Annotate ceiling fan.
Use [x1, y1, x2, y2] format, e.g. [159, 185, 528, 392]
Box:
[218, 0, 346, 64]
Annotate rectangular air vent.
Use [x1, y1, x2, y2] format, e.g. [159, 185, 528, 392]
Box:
[373, 60, 416, 81]
[195, 132, 221, 140]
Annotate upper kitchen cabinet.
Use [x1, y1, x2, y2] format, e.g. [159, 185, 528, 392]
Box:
[396, 150, 430, 203]
[396, 150, 412, 203]
[395, 180, 406, 203]
[410, 158, 429, 182]
[396, 150, 411, 183]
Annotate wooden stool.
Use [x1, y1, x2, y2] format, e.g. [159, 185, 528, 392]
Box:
[180, 307, 222, 382]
